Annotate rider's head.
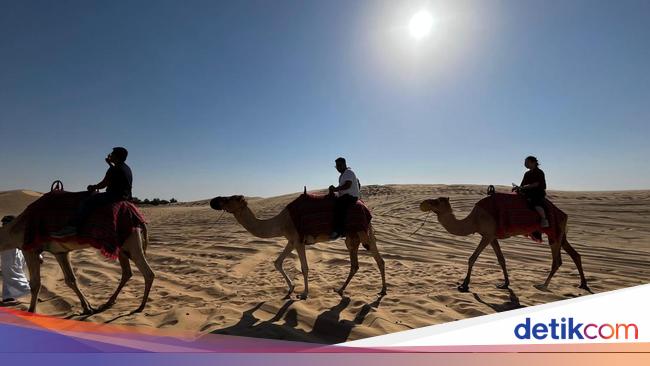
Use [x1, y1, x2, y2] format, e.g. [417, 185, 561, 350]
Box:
[335, 157, 347, 173]
[525, 156, 539, 169]
[110, 147, 129, 163]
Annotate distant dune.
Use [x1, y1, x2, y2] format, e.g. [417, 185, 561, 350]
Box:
[0, 190, 42, 217]
[1, 184, 649, 343]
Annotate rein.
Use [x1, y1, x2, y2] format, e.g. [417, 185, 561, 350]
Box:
[214, 210, 226, 226]
[408, 211, 432, 238]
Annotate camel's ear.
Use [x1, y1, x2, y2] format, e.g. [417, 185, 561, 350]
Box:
[442, 197, 450, 203]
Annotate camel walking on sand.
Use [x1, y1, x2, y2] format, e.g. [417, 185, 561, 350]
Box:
[420, 197, 589, 292]
[0, 215, 154, 314]
[210, 195, 386, 299]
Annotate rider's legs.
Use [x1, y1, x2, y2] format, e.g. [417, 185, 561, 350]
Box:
[331, 194, 358, 239]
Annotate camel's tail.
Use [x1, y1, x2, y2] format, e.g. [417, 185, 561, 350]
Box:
[141, 223, 149, 256]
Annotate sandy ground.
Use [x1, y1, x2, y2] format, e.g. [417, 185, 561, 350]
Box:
[1, 185, 649, 343]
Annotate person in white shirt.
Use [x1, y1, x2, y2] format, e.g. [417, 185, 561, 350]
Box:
[328, 157, 361, 239]
[1, 215, 31, 303]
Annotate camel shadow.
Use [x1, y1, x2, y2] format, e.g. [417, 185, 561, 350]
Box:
[102, 308, 147, 324]
[212, 295, 383, 344]
[471, 288, 526, 313]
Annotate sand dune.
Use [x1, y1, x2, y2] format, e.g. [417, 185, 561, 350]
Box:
[0, 190, 42, 218]
[1, 185, 649, 343]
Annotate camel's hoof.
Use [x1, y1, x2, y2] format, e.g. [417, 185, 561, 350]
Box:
[80, 307, 96, 316]
[133, 305, 146, 313]
[378, 288, 387, 296]
[335, 288, 345, 297]
[534, 284, 549, 291]
[457, 284, 469, 293]
[496, 282, 510, 289]
[579, 283, 593, 293]
[297, 292, 309, 300]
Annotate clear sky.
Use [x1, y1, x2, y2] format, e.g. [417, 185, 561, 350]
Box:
[1, 0, 649, 201]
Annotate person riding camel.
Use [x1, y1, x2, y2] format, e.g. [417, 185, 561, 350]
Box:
[51, 147, 133, 238]
[512, 155, 549, 228]
[329, 157, 361, 239]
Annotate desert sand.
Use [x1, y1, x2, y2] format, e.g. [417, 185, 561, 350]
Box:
[1, 185, 649, 343]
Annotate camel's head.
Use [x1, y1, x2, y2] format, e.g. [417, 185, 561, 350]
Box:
[420, 197, 452, 214]
[210, 195, 248, 213]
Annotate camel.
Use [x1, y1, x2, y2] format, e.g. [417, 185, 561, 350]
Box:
[210, 195, 386, 299]
[0, 214, 154, 314]
[419, 197, 589, 292]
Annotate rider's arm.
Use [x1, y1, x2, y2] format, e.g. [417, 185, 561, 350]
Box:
[521, 182, 540, 190]
[91, 169, 112, 190]
[332, 180, 352, 192]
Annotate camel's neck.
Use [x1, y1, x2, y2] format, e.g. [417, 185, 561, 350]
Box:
[232, 206, 286, 239]
[437, 209, 477, 236]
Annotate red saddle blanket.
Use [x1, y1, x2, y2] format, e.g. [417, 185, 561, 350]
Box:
[20, 191, 146, 258]
[475, 193, 566, 242]
[286, 193, 372, 242]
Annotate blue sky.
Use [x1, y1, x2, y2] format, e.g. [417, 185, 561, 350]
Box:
[1, 0, 649, 201]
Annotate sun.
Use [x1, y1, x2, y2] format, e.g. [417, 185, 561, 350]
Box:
[409, 10, 433, 40]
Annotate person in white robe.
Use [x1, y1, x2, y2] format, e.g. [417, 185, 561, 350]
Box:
[1, 215, 31, 302]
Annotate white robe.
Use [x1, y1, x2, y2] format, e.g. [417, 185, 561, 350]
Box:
[1, 249, 31, 300]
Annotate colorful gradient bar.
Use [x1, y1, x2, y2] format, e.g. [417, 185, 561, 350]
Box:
[0, 307, 648, 365]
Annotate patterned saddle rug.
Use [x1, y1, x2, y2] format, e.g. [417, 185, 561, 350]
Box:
[19, 190, 146, 258]
[286, 193, 372, 243]
[475, 193, 566, 242]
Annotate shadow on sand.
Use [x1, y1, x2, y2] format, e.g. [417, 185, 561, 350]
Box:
[471, 288, 526, 313]
[211, 295, 384, 344]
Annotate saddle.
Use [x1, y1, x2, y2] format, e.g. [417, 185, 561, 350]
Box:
[477, 190, 565, 242]
[286, 192, 372, 243]
[20, 185, 146, 258]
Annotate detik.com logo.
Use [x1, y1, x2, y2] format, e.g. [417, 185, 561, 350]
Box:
[514, 317, 638, 340]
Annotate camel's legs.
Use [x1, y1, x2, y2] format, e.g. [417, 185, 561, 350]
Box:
[561, 236, 590, 290]
[274, 240, 295, 298]
[490, 239, 510, 289]
[123, 232, 155, 313]
[100, 252, 133, 310]
[336, 236, 360, 296]
[295, 243, 309, 300]
[363, 228, 387, 295]
[541, 237, 563, 289]
[24, 251, 41, 313]
[54, 252, 94, 314]
[458, 236, 492, 292]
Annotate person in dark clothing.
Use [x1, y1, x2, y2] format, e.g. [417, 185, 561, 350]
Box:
[513, 155, 549, 228]
[329, 157, 361, 240]
[51, 147, 133, 238]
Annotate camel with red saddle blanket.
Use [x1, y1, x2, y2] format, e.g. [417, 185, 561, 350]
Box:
[420, 193, 590, 293]
[210, 193, 386, 300]
[0, 191, 154, 314]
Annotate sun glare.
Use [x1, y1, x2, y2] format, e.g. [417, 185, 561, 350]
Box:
[409, 10, 433, 40]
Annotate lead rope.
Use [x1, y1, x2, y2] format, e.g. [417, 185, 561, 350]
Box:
[214, 210, 226, 226]
[408, 211, 432, 238]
